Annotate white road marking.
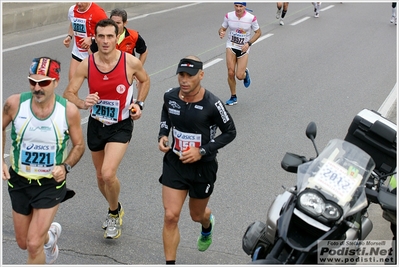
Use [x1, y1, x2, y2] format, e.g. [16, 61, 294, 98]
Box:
[291, 17, 311, 26]
[253, 33, 274, 44]
[321, 5, 335, 12]
[204, 58, 224, 69]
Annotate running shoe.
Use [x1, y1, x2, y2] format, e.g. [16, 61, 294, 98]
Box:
[102, 217, 107, 230]
[45, 222, 62, 264]
[390, 15, 395, 23]
[243, 68, 251, 88]
[315, 12, 319, 18]
[280, 18, 284, 26]
[104, 213, 122, 239]
[197, 214, 215, 252]
[102, 203, 124, 230]
[225, 96, 237, 105]
[276, 9, 281, 19]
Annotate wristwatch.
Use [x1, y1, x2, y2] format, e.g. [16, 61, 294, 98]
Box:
[63, 163, 72, 174]
[135, 101, 144, 110]
[199, 147, 206, 156]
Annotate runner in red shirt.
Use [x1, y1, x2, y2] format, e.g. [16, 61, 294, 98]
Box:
[63, 2, 107, 80]
[63, 19, 150, 240]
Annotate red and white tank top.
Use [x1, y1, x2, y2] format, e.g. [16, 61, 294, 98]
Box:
[88, 52, 134, 125]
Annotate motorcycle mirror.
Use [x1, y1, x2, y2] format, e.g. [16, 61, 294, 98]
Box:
[306, 122, 317, 140]
[306, 122, 319, 157]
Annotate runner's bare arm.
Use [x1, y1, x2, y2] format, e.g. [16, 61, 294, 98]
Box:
[250, 28, 262, 44]
[51, 101, 85, 182]
[64, 101, 85, 167]
[2, 95, 19, 180]
[63, 59, 90, 110]
[127, 54, 150, 103]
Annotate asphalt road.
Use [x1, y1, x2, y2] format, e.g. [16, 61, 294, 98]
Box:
[2, 2, 397, 266]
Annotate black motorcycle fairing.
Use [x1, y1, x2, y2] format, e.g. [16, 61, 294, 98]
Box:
[262, 195, 351, 264]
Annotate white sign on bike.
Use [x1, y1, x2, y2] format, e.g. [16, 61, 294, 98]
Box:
[312, 160, 361, 204]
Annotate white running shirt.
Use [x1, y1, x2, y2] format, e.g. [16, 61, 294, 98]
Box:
[222, 10, 260, 51]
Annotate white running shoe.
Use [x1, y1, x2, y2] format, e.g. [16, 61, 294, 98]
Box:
[276, 9, 281, 19]
[280, 18, 284, 26]
[315, 12, 319, 18]
[45, 222, 62, 264]
[104, 213, 122, 239]
[390, 15, 395, 23]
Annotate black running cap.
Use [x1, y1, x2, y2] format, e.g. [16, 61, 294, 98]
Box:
[176, 58, 203, 76]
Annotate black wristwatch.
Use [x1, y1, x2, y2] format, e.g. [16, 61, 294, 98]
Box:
[199, 147, 206, 156]
[135, 101, 144, 110]
[63, 163, 72, 174]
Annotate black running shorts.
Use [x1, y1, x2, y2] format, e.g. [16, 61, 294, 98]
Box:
[72, 53, 83, 62]
[7, 167, 67, 215]
[229, 48, 247, 58]
[159, 150, 218, 199]
[87, 116, 133, 151]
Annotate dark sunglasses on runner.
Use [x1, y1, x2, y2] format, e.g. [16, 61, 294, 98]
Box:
[28, 76, 55, 87]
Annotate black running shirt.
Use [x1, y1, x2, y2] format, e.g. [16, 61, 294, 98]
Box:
[159, 87, 236, 162]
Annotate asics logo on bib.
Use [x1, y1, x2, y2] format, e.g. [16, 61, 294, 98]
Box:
[176, 133, 196, 140]
[34, 145, 50, 150]
[26, 144, 51, 150]
[98, 100, 115, 106]
[72, 18, 85, 24]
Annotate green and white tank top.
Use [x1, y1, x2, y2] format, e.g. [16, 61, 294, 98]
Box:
[10, 92, 70, 179]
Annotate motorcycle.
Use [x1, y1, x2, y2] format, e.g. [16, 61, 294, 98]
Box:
[242, 109, 397, 264]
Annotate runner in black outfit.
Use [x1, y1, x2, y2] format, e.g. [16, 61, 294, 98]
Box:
[158, 56, 236, 264]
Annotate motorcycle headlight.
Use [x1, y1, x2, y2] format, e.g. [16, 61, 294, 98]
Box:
[297, 190, 342, 223]
[299, 192, 324, 215]
[323, 203, 341, 220]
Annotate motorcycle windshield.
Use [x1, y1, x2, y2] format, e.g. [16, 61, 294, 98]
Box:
[296, 139, 375, 216]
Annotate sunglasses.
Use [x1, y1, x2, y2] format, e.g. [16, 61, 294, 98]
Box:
[28, 76, 55, 87]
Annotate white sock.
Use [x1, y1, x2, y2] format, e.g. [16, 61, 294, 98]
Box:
[44, 230, 54, 249]
[393, 7, 396, 17]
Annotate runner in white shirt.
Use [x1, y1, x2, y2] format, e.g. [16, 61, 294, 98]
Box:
[218, 2, 262, 105]
[276, 2, 289, 26]
[312, 2, 322, 18]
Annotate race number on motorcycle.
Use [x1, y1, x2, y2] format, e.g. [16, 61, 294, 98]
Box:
[312, 160, 362, 205]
